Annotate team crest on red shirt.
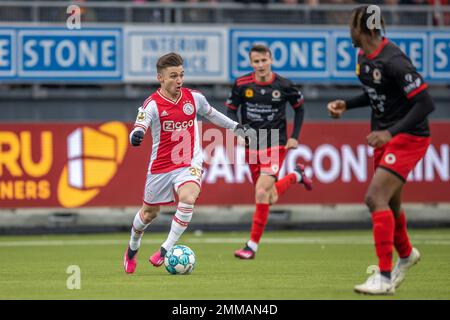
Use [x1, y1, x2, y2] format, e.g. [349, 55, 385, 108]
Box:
[385, 153, 396, 165]
[271, 164, 279, 174]
[183, 103, 194, 115]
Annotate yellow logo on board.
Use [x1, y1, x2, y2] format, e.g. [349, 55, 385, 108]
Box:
[57, 121, 128, 208]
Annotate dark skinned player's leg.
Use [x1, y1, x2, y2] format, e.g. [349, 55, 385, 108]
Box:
[390, 188, 421, 290]
[365, 167, 404, 279]
[389, 183, 420, 289]
[389, 187, 414, 259]
[389, 186, 403, 218]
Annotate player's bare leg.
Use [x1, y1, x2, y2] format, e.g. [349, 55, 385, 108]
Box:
[235, 175, 274, 259]
[354, 168, 403, 295]
[269, 186, 279, 205]
[124, 204, 159, 274]
[150, 182, 200, 267]
[389, 186, 420, 288]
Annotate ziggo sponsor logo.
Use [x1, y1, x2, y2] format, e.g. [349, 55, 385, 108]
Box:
[163, 120, 194, 132]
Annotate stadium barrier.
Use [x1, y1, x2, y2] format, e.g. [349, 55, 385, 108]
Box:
[1, 203, 449, 235]
[1, 25, 450, 84]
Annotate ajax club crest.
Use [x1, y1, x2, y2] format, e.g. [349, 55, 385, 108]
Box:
[183, 103, 194, 115]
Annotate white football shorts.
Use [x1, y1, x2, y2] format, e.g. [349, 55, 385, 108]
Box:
[143, 166, 202, 205]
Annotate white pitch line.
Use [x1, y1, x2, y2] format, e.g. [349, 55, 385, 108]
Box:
[0, 237, 450, 247]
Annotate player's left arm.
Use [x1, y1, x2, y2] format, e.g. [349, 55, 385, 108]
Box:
[286, 82, 305, 149]
[194, 92, 257, 144]
[367, 55, 435, 148]
[386, 55, 435, 137]
[225, 81, 241, 123]
[196, 92, 238, 130]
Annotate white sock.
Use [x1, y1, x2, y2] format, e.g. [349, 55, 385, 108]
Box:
[247, 240, 258, 252]
[293, 171, 302, 183]
[161, 202, 194, 251]
[129, 210, 152, 251]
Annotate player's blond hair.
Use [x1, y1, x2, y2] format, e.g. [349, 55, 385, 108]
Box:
[156, 52, 184, 74]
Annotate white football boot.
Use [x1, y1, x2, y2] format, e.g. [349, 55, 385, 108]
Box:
[392, 247, 421, 289]
[354, 272, 395, 295]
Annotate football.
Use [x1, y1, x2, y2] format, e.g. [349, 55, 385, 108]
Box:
[164, 245, 196, 275]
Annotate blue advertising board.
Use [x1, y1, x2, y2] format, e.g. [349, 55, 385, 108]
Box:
[0, 30, 15, 78]
[390, 32, 427, 76]
[430, 32, 450, 79]
[330, 31, 357, 79]
[1, 27, 122, 82]
[230, 28, 449, 84]
[230, 30, 329, 80]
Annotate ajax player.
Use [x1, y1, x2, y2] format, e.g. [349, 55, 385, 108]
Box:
[123, 52, 256, 273]
[327, 6, 435, 295]
[226, 44, 313, 260]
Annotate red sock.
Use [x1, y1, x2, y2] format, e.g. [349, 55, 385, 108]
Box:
[275, 173, 297, 197]
[249, 203, 270, 244]
[394, 211, 413, 258]
[372, 210, 395, 273]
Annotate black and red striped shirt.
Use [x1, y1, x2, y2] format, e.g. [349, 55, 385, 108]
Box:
[225, 72, 304, 147]
[357, 37, 430, 136]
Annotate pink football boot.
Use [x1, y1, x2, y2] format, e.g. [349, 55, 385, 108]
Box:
[295, 163, 313, 191]
[149, 247, 166, 267]
[234, 246, 256, 259]
[123, 246, 138, 274]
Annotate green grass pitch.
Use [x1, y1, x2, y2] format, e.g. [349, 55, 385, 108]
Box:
[0, 229, 449, 300]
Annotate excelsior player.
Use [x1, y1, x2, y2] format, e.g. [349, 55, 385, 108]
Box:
[328, 6, 435, 295]
[123, 52, 255, 273]
[226, 44, 313, 260]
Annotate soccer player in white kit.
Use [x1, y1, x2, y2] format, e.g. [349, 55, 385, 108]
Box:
[124, 52, 255, 273]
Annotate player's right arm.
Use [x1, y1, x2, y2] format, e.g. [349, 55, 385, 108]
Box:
[129, 99, 156, 146]
[327, 93, 370, 119]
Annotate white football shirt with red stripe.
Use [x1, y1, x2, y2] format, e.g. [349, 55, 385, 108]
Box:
[133, 88, 218, 174]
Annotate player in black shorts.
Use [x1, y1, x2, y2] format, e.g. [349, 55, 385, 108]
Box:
[226, 44, 313, 260]
[327, 6, 435, 295]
